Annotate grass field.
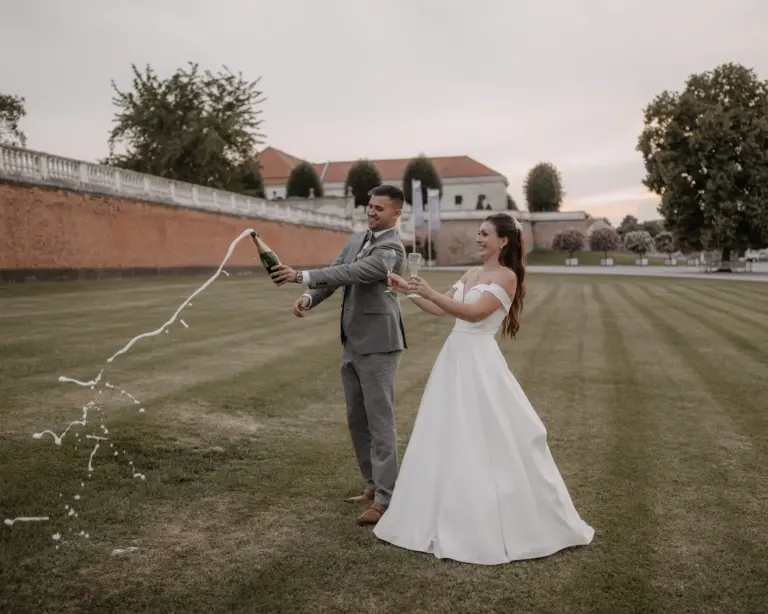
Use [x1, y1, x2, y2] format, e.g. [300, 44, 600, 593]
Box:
[1, 271, 767, 613]
[525, 250, 667, 266]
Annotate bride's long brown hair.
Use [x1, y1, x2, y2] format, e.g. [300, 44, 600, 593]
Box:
[485, 213, 526, 340]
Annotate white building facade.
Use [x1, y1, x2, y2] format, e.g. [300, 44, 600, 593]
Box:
[256, 147, 512, 214]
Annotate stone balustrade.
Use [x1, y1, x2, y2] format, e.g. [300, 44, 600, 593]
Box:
[0, 144, 413, 241]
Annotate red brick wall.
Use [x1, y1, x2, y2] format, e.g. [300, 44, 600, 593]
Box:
[0, 182, 349, 280]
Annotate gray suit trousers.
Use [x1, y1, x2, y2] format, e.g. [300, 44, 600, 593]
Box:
[340, 345, 401, 505]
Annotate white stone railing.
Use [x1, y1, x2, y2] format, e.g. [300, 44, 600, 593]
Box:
[438, 209, 586, 222]
[0, 144, 418, 238]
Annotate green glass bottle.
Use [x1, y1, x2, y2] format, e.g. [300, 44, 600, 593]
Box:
[250, 230, 281, 282]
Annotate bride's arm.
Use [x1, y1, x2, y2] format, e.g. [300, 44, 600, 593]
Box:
[388, 272, 451, 316]
[424, 289, 503, 323]
[408, 288, 457, 317]
[409, 272, 516, 323]
[388, 272, 465, 317]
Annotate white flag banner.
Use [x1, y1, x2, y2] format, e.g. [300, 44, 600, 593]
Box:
[412, 179, 424, 228]
[427, 188, 441, 230]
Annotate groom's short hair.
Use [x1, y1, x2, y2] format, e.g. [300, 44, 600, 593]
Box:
[369, 184, 404, 209]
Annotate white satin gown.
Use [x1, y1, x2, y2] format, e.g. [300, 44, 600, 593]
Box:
[373, 281, 595, 565]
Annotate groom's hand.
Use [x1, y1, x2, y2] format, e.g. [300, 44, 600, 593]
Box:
[388, 272, 409, 293]
[292, 296, 310, 317]
[270, 264, 298, 285]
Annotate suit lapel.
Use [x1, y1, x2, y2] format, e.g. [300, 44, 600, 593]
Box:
[355, 231, 372, 260]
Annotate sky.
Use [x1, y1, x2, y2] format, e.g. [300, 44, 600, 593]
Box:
[2, 0, 768, 225]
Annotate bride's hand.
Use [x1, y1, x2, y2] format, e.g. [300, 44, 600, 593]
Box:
[387, 272, 410, 293]
[407, 276, 435, 299]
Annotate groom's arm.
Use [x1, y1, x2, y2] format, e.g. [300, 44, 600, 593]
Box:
[303, 244, 402, 290]
[300, 246, 348, 309]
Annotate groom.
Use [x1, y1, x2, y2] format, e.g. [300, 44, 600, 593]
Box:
[270, 184, 408, 525]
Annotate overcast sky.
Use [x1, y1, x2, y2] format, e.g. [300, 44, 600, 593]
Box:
[2, 0, 767, 224]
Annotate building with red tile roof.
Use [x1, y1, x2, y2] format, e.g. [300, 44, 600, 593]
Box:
[255, 146, 510, 213]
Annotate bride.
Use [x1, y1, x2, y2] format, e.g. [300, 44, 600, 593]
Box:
[375, 212, 594, 565]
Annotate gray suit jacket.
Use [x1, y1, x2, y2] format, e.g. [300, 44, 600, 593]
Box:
[304, 228, 407, 355]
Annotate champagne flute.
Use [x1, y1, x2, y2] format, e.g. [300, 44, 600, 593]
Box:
[406, 252, 423, 297]
[382, 249, 397, 293]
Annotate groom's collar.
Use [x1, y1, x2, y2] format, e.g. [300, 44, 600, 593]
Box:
[366, 227, 396, 240]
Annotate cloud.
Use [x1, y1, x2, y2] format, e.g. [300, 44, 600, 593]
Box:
[1, 0, 767, 209]
[563, 185, 660, 224]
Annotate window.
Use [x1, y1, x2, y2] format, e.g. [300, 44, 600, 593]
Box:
[454, 195, 463, 206]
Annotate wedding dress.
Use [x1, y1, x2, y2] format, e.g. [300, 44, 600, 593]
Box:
[373, 281, 595, 565]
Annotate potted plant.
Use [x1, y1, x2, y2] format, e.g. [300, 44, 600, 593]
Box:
[655, 231, 677, 265]
[552, 227, 587, 266]
[589, 227, 621, 266]
[623, 230, 654, 266]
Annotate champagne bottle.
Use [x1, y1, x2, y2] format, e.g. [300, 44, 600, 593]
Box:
[249, 230, 281, 282]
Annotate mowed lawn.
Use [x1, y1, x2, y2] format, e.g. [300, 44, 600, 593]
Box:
[1, 271, 767, 614]
[525, 250, 666, 266]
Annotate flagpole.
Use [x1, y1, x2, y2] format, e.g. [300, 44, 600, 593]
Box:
[427, 205, 432, 267]
[411, 179, 421, 255]
[425, 188, 440, 268]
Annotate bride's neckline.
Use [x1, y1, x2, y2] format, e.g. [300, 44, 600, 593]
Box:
[459, 278, 494, 303]
[462, 271, 491, 297]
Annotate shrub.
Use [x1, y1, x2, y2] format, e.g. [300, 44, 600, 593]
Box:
[551, 227, 586, 257]
[589, 227, 621, 257]
[345, 159, 381, 207]
[403, 154, 442, 207]
[654, 231, 677, 255]
[623, 230, 655, 255]
[286, 161, 323, 198]
[523, 161, 564, 212]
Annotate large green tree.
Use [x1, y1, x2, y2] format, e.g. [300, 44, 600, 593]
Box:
[0, 93, 27, 147]
[523, 161, 564, 212]
[103, 62, 266, 197]
[640, 219, 665, 238]
[617, 214, 640, 236]
[403, 154, 442, 207]
[637, 62, 768, 260]
[345, 159, 381, 207]
[286, 161, 323, 198]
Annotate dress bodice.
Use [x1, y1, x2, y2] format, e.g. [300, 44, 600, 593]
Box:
[450, 281, 512, 336]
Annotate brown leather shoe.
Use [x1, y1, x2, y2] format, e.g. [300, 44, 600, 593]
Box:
[357, 502, 388, 525]
[344, 488, 374, 504]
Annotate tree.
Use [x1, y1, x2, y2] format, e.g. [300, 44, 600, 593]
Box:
[0, 93, 27, 147]
[637, 62, 768, 264]
[623, 230, 655, 256]
[286, 161, 323, 198]
[618, 214, 640, 236]
[523, 162, 564, 212]
[230, 159, 265, 198]
[345, 159, 381, 207]
[506, 194, 518, 210]
[654, 231, 677, 256]
[589, 227, 621, 259]
[551, 227, 586, 258]
[103, 62, 266, 195]
[640, 219, 665, 238]
[403, 154, 442, 208]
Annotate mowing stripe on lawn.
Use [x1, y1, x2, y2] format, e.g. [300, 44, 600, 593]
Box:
[615, 284, 768, 456]
[558, 283, 659, 612]
[673, 282, 768, 320]
[657, 283, 768, 336]
[634, 283, 767, 370]
[614, 282, 768, 612]
[624, 283, 767, 611]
